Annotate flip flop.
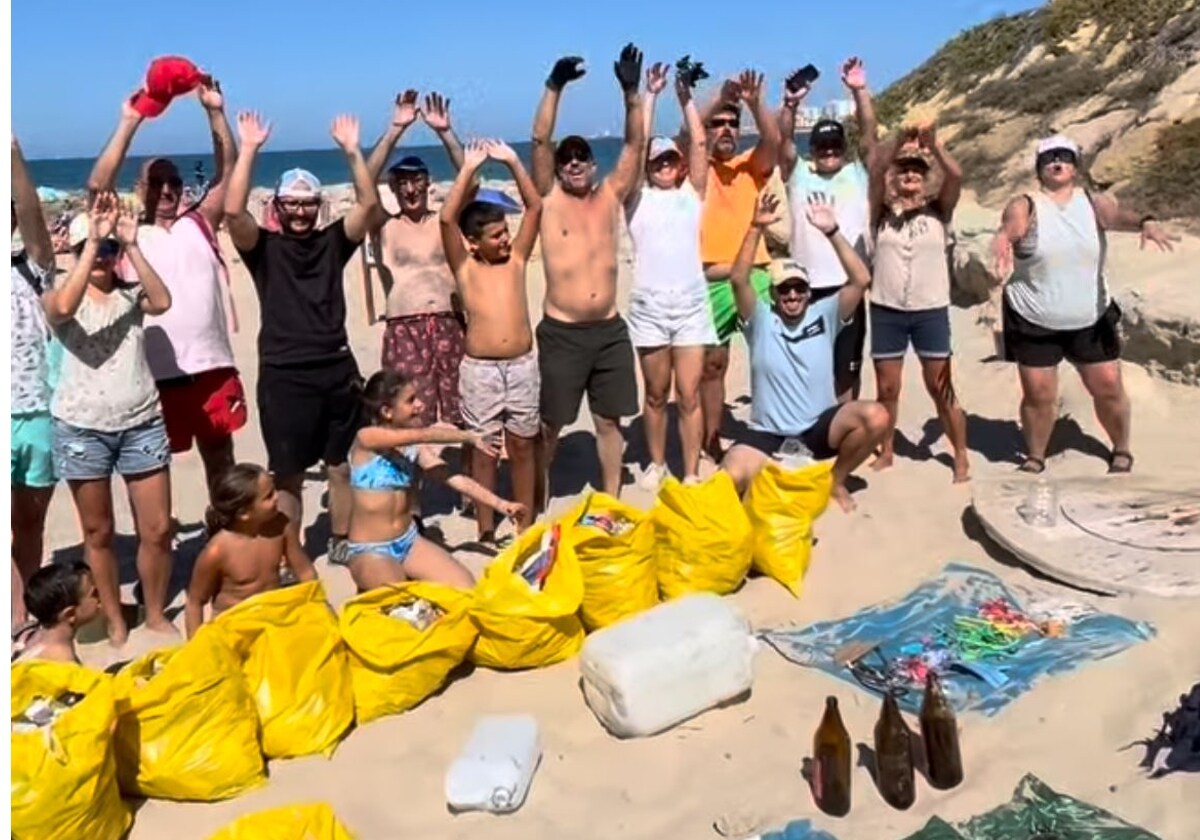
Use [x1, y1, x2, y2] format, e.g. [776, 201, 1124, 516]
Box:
[1017, 456, 1046, 475]
[1109, 450, 1135, 474]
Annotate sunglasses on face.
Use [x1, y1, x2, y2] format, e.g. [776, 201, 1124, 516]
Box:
[775, 281, 810, 297]
[812, 143, 845, 155]
[277, 198, 321, 212]
[709, 118, 740, 129]
[149, 176, 184, 190]
[1037, 150, 1077, 168]
[556, 149, 593, 166]
[75, 238, 121, 259]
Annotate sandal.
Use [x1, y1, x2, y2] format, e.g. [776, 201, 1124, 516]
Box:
[1017, 456, 1046, 475]
[1109, 450, 1135, 474]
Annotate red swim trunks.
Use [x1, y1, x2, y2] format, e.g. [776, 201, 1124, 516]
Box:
[156, 367, 248, 454]
[381, 312, 466, 426]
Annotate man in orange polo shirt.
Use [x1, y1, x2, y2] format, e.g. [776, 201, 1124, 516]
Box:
[698, 71, 780, 461]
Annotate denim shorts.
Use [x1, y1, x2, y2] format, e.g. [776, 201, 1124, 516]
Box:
[52, 416, 171, 481]
[870, 304, 952, 360]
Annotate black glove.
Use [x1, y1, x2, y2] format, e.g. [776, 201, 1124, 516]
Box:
[547, 56, 586, 91]
[675, 55, 709, 89]
[613, 43, 643, 93]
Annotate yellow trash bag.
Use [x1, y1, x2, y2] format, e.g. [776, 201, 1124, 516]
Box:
[213, 580, 355, 759]
[470, 518, 585, 669]
[207, 802, 355, 840]
[563, 492, 658, 630]
[111, 625, 266, 800]
[653, 472, 754, 599]
[340, 582, 478, 723]
[11, 661, 130, 840]
[744, 460, 834, 597]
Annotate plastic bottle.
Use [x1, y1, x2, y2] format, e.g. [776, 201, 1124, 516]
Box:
[1020, 475, 1058, 527]
[919, 674, 964, 790]
[444, 715, 542, 813]
[811, 696, 852, 817]
[873, 692, 916, 810]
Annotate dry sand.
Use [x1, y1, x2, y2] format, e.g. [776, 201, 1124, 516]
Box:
[44, 193, 1199, 839]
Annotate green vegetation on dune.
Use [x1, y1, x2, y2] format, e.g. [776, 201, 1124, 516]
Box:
[1120, 118, 1200, 218]
[1044, 0, 1199, 45]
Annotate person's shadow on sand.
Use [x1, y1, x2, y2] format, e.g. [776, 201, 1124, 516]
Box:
[895, 412, 1111, 470]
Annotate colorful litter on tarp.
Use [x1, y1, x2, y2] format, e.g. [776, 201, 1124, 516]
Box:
[762, 563, 1155, 715]
[901, 773, 1161, 839]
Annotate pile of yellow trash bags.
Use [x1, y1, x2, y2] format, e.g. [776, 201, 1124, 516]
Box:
[10, 463, 832, 840]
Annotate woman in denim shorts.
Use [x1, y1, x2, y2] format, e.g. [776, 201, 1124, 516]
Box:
[43, 194, 175, 647]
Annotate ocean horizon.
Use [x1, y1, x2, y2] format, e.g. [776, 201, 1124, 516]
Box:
[28, 134, 809, 193]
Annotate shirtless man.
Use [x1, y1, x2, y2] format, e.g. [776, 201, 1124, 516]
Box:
[697, 71, 781, 461]
[531, 44, 645, 501]
[365, 90, 467, 427]
[441, 140, 543, 541]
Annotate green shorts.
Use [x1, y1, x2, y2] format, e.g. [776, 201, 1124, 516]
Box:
[706, 268, 772, 345]
[12, 411, 56, 488]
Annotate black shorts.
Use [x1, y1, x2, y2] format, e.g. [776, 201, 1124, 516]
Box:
[258, 354, 363, 476]
[809, 286, 866, 394]
[536, 314, 639, 429]
[738, 405, 841, 462]
[1003, 295, 1121, 368]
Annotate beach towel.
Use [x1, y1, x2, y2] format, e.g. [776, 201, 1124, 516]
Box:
[340, 582, 478, 723]
[762, 562, 1155, 716]
[902, 773, 1161, 839]
[744, 461, 834, 597]
[564, 492, 659, 630]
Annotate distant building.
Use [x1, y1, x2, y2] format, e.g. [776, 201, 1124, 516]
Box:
[822, 99, 854, 120]
[796, 107, 822, 129]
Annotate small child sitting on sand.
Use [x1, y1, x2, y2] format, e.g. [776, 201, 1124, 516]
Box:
[15, 561, 100, 664]
[184, 463, 317, 638]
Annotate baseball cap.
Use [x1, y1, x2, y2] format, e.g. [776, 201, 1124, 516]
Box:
[1035, 135, 1081, 168]
[275, 168, 322, 198]
[475, 188, 523, 214]
[387, 155, 429, 177]
[130, 56, 207, 119]
[648, 136, 682, 162]
[809, 119, 846, 150]
[768, 258, 810, 289]
[68, 214, 91, 248]
[555, 135, 593, 165]
[895, 147, 932, 171]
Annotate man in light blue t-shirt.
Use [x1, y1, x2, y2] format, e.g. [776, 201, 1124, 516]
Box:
[721, 193, 887, 513]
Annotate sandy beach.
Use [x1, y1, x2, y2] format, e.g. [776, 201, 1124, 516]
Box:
[43, 186, 1200, 839]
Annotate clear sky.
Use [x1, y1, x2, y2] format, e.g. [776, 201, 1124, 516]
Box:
[12, 0, 1038, 159]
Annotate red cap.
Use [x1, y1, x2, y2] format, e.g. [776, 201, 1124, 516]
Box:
[130, 56, 208, 119]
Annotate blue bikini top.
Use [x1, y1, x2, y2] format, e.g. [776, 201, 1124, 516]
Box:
[350, 445, 418, 491]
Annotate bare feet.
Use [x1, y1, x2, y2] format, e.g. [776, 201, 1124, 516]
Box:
[142, 616, 180, 637]
[108, 624, 130, 649]
[952, 451, 971, 483]
[833, 484, 857, 513]
[870, 452, 894, 472]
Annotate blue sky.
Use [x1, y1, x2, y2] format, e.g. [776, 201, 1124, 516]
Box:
[12, 0, 1037, 159]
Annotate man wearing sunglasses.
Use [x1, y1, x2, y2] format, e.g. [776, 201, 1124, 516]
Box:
[529, 45, 646, 502]
[721, 193, 887, 514]
[992, 135, 1179, 476]
[225, 111, 388, 564]
[696, 70, 781, 463]
[86, 76, 243, 503]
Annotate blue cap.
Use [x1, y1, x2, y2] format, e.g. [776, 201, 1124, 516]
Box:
[387, 155, 428, 176]
[475, 188, 522, 214]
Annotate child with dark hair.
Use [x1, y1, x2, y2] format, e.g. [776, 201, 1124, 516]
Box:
[183, 463, 316, 637]
[439, 139, 543, 544]
[343, 369, 523, 592]
[16, 561, 100, 663]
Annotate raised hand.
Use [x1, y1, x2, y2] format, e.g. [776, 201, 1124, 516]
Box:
[805, 194, 838, 234]
[115, 199, 141, 245]
[737, 70, 765, 106]
[487, 140, 519, 165]
[197, 77, 224, 111]
[753, 192, 781, 228]
[548, 56, 586, 90]
[675, 54, 709, 90]
[236, 111, 271, 149]
[841, 57, 867, 91]
[614, 42, 644, 94]
[916, 121, 938, 149]
[462, 139, 489, 170]
[89, 191, 119, 240]
[1140, 220, 1180, 253]
[646, 62, 669, 95]
[991, 232, 1014, 280]
[393, 89, 419, 129]
[422, 92, 452, 132]
[783, 69, 812, 107]
[331, 114, 361, 150]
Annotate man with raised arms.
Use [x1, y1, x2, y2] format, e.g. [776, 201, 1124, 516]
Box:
[530, 44, 645, 501]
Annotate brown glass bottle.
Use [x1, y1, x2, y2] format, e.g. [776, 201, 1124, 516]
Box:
[919, 673, 963, 790]
[812, 696, 852, 816]
[873, 692, 916, 809]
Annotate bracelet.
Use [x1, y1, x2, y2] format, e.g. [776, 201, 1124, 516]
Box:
[824, 224, 840, 238]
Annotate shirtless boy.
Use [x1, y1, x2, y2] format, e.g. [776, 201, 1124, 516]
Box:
[531, 44, 646, 500]
[441, 140, 543, 540]
[14, 562, 100, 664]
[184, 463, 316, 638]
[365, 90, 467, 426]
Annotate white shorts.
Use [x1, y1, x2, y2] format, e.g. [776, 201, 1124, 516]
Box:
[627, 289, 717, 349]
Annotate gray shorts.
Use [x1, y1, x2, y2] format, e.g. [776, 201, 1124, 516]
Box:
[458, 351, 541, 439]
[52, 416, 171, 481]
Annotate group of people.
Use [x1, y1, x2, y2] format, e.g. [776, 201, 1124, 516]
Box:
[11, 44, 1179, 657]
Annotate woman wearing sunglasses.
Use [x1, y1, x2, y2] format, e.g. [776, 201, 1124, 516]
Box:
[867, 122, 970, 483]
[42, 191, 175, 648]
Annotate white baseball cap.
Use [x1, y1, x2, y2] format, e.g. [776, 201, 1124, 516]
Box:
[275, 168, 322, 198]
[1035, 135, 1081, 160]
[648, 136, 682, 162]
[68, 213, 91, 248]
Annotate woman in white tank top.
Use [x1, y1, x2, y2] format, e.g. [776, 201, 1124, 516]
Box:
[624, 61, 717, 488]
[992, 135, 1179, 475]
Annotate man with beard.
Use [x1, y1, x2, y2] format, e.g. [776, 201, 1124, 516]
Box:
[697, 70, 781, 462]
[86, 77, 241, 501]
[530, 44, 645, 501]
[225, 111, 386, 563]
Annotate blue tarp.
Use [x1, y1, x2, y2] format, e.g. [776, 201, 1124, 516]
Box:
[762, 563, 1155, 716]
